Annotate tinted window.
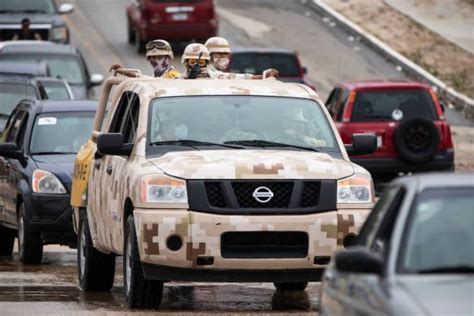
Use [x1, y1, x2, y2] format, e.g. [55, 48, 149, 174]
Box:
[351, 89, 437, 122]
[0, 0, 55, 14]
[29, 112, 94, 154]
[336, 89, 349, 122]
[6, 111, 27, 143]
[148, 96, 339, 153]
[40, 81, 71, 100]
[0, 54, 85, 85]
[0, 83, 38, 121]
[229, 53, 300, 77]
[399, 188, 474, 273]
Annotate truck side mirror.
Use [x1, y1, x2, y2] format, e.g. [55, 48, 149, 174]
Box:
[97, 133, 133, 156]
[345, 134, 377, 156]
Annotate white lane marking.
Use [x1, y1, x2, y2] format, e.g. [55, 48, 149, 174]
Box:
[217, 8, 272, 39]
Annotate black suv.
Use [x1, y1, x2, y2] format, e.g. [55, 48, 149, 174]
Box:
[0, 99, 96, 263]
[0, 0, 73, 43]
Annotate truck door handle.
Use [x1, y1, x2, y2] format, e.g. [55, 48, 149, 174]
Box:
[106, 165, 113, 175]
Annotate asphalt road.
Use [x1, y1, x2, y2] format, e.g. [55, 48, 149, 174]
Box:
[0, 0, 472, 314]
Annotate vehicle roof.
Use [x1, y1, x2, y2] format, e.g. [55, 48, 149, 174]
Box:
[127, 78, 318, 99]
[394, 172, 474, 190]
[0, 41, 77, 55]
[0, 61, 49, 77]
[337, 80, 432, 90]
[232, 47, 297, 55]
[24, 100, 97, 114]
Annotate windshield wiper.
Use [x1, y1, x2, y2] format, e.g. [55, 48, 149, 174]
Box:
[150, 140, 245, 149]
[415, 265, 474, 274]
[224, 139, 319, 152]
[31, 151, 76, 155]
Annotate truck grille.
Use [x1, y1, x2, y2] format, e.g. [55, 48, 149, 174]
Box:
[187, 179, 336, 215]
[221, 231, 308, 258]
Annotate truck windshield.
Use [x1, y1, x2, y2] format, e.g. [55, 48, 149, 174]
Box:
[148, 95, 339, 153]
[0, 0, 55, 14]
[29, 112, 94, 154]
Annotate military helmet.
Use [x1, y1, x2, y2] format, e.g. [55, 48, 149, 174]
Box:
[205, 37, 231, 54]
[181, 43, 211, 64]
[146, 39, 174, 59]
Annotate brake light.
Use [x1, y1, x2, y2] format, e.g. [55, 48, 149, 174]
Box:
[343, 91, 357, 122]
[429, 89, 445, 120]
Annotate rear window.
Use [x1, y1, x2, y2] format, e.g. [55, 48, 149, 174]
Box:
[229, 53, 301, 77]
[0, 0, 55, 14]
[351, 89, 437, 122]
[151, 0, 206, 2]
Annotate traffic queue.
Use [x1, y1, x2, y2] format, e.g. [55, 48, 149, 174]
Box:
[0, 0, 471, 315]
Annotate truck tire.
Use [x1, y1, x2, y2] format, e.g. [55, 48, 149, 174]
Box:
[394, 118, 440, 163]
[18, 203, 43, 264]
[0, 225, 15, 256]
[124, 215, 163, 309]
[274, 282, 308, 292]
[78, 209, 115, 291]
[127, 20, 135, 44]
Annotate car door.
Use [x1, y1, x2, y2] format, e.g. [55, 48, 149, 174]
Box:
[2, 110, 29, 225]
[0, 109, 18, 224]
[326, 185, 406, 315]
[88, 92, 135, 252]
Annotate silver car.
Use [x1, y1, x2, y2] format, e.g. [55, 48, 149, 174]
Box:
[320, 172, 474, 316]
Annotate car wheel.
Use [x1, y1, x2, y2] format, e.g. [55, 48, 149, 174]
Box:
[124, 215, 163, 309]
[127, 20, 135, 44]
[394, 118, 440, 163]
[18, 203, 43, 264]
[78, 209, 115, 291]
[0, 225, 15, 256]
[274, 282, 308, 292]
[135, 30, 145, 54]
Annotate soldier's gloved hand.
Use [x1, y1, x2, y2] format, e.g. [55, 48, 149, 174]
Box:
[263, 68, 279, 78]
[109, 64, 122, 73]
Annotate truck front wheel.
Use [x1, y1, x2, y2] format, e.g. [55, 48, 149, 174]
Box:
[124, 215, 163, 309]
[274, 282, 308, 292]
[78, 209, 115, 291]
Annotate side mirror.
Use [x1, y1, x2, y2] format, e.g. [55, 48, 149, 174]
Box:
[0, 143, 23, 160]
[345, 133, 377, 156]
[90, 74, 104, 86]
[302, 67, 308, 74]
[335, 247, 384, 275]
[97, 133, 133, 156]
[58, 3, 74, 14]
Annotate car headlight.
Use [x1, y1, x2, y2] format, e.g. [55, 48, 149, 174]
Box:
[140, 174, 187, 204]
[32, 170, 67, 194]
[337, 175, 373, 204]
[49, 26, 68, 42]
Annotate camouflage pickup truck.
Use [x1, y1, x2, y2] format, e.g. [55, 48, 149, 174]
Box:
[71, 71, 377, 309]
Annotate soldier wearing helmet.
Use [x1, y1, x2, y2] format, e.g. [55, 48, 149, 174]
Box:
[180, 43, 211, 79]
[205, 37, 279, 80]
[109, 39, 180, 79]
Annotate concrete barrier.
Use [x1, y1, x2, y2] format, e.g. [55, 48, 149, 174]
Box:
[309, 0, 474, 119]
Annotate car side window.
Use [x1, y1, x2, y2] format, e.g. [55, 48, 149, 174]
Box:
[326, 88, 341, 118]
[6, 111, 27, 144]
[335, 89, 350, 122]
[109, 92, 133, 133]
[122, 94, 140, 144]
[357, 186, 403, 248]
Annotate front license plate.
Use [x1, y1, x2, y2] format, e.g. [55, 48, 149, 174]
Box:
[377, 136, 383, 148]
[172, 13, 188, 21]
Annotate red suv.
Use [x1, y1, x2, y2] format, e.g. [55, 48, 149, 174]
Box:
[326, 81, 454, 180]
[126, 0, 218, 53]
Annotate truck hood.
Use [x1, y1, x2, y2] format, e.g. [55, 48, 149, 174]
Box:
[0, 14, 63, 26]
[147, 149, 353, 180]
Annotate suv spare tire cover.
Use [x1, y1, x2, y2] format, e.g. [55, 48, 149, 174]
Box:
[394, 118, 440, 163]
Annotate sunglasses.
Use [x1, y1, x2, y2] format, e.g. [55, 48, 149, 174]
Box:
[187, 59, 207, 67]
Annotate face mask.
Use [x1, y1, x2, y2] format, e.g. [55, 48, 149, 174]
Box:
[152, 57, 171, 77]
[213, 57, 229, 71]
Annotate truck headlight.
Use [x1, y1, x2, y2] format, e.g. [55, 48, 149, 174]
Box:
[140, 174, 188, 204]
[49, 26, 68, 42]
[32, 170, 67, 194]
[337, 175, 373, 204]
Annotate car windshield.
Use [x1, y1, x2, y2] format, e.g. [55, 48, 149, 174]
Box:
[229, 53, 301, 77]
[351, 89, 437, 122]
[0, 54, 84, 85]
[40, 81, 71, 100]
[0, 0, 55, 14]
[148, 95, 338, 153]
[0, 82, 37, 119]
[29, 112, 94, 154]
[400, 188, 474, 274]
